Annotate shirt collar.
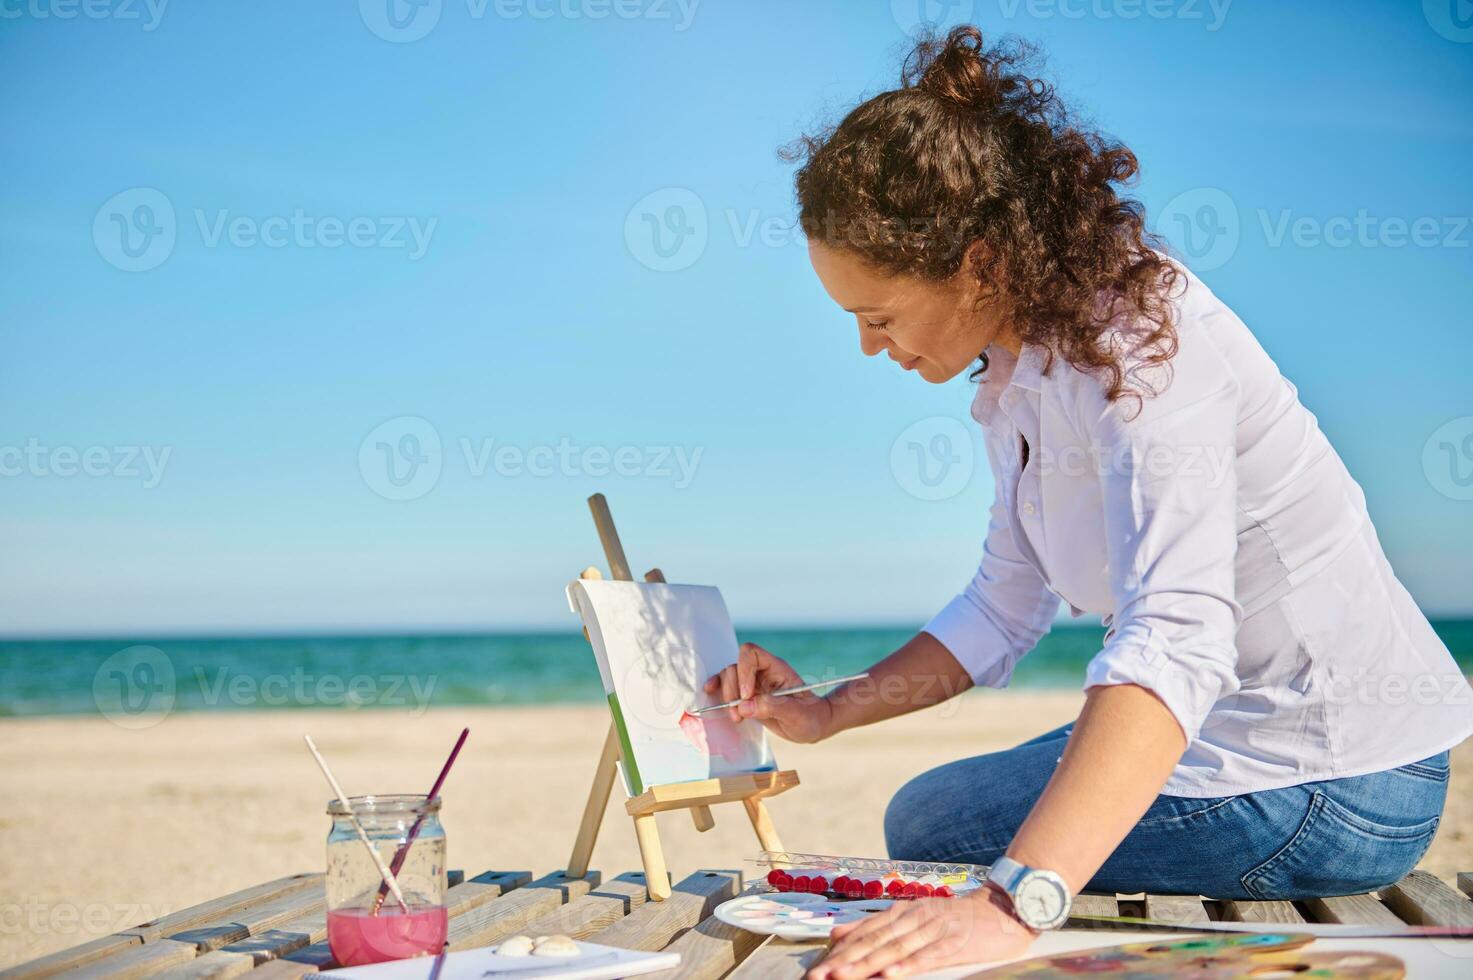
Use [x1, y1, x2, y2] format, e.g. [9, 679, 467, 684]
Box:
[970, 343, 1048, 427]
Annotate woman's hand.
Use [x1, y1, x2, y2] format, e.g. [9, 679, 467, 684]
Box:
[704, 642, 835, 744]
[807, 889, 1037, 980]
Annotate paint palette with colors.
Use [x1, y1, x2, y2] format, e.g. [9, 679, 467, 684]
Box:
[712, 892, 896, 941]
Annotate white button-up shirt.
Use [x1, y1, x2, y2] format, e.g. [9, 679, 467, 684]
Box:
[924, 263, 1473, 797]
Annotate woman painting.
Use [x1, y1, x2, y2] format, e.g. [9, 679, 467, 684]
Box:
[705, 26, 1472, 978]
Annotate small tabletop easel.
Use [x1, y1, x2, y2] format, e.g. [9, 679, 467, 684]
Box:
[565, 493, 799, 901]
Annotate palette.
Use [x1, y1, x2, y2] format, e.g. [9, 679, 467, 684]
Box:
[713, 892, 895, 941]
[964, 933, 1405, 979]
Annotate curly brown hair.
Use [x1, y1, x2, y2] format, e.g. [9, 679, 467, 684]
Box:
[786, 25, 1180, 403]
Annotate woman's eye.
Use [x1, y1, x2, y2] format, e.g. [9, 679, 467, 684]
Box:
[864, 319, 888, 331]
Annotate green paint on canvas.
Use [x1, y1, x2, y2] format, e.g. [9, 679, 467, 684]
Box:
[606, 691, 644, 796]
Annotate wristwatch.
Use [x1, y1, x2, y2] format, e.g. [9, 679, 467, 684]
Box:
[986, 856, 1072, 931]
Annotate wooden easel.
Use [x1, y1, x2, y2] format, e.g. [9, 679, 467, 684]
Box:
[566, 493, 799, 901]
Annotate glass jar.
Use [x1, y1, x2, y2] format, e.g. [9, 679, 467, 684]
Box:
[325, 794, 447, 966]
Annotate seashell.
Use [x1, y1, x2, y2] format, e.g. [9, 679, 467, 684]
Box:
[532, 934, 579, 958]
[497, 935, 535, 956]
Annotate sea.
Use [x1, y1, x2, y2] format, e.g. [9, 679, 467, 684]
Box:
[2, 621, 1470, 718]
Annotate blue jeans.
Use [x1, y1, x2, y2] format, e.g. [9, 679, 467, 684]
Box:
[884, 723, 1449, 899]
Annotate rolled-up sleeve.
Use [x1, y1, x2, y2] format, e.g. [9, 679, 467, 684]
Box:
[1080, 355, 1244, 743]
[923, 492, 1059, 688]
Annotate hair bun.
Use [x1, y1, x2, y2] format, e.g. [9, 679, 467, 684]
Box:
[905, 26, 1051, 121]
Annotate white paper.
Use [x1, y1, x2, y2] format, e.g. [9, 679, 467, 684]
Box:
[567, 580, 776, 792]
[322, 940, 680, 980]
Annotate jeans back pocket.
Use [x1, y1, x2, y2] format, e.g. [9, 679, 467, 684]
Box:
[1242, 791, 1441, 901]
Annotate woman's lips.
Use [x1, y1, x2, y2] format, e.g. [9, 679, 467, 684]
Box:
[901, 356, 921, 371]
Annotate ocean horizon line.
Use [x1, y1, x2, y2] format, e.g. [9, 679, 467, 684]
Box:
[5, 615, 1471, 645]
[3, 621, 1469, 720]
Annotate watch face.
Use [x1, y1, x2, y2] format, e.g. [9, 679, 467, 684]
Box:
[1015, 873, 1070, 930]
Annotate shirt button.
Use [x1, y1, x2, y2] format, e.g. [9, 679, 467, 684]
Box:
[1022, 502, 1037, 516]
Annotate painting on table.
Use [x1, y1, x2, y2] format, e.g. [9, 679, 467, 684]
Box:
[566, 579, 776, 795]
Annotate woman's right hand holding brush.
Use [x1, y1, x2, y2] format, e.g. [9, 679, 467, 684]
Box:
[705, 643, 836, 744]
[707, 632, 976, 744]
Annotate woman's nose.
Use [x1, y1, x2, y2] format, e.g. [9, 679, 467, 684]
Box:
[858, 327, 888, 358]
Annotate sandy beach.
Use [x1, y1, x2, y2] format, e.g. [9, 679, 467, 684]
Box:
[2, 692, 1470, 968]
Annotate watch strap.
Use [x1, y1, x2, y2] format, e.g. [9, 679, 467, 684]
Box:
[987, 855, 1028, 895]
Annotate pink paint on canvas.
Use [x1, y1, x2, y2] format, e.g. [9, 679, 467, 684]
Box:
[678, 710, 748, 762]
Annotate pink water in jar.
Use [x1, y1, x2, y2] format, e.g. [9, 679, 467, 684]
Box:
[325, 794, 447, 966]
[327, 904, 448, 965]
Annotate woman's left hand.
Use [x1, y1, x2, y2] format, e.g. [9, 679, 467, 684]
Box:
[806, 889, 1038, 980]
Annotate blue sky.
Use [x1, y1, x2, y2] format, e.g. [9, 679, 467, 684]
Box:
[2, 0, 1470, 637]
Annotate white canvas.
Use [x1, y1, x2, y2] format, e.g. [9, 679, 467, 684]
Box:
[566, 579, 776, 794]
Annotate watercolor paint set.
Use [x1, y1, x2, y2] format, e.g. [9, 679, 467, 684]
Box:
[708, 851, 991, 940]
[757, 849, 988, 897]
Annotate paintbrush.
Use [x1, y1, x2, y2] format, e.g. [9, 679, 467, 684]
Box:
[304, 734, 410, 913]
[692, 671, 871, 714]
[426, 942, 449, 980]
[371, 727, 469, 914]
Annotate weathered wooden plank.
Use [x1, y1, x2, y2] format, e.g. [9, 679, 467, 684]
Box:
[444, 871, 534, 911]
[648, 915, 767, 980]
[1142, 894, 1209, 925]
[121, 876, 321, 944]
[447, 871, 601, 951]
[230, 962, 315, 980]
[0, 876, 320, 979]
[274, 939, 336, 972]
[1458, 872, 1473, 899]
[1302, 893, 1403, 925]
[274, 870, 537, 973]
[0, 935, 143, 979]
[1067, 893, 1120, 925]
[64, 939, 200, 980]
[1220, 900, 1304, 924]
[31, 877, 323, 979]
[226, 918, 323, 963]
[588, 870, 740, 952]
[154, 950, 257, 979]
[167, 885, 324, 953]
[726, 938, 825, 980]
[518, 873, 652, 940]
[1380, 870, 1473, 927]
